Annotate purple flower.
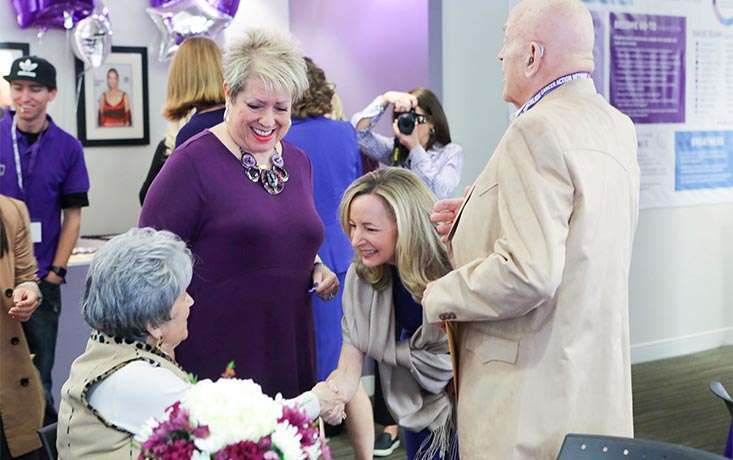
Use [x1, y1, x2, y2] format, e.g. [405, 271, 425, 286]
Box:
[214, 440, 264, 459]
[278, 404, 320, 449]
[139, 390, 324, 459]
[138, 402, 209, 460]
[320, 442, 333, 460]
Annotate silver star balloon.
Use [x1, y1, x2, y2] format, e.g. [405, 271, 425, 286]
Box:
[147, 0, 233, 61]
[71, 12, 113, 68]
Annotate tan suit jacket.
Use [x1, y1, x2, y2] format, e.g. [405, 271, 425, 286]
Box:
[0, 195, 44, 457]
[423, 79, 639, 459]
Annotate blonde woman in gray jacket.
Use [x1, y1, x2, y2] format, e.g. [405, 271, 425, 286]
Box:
[327, 168, 456, 460]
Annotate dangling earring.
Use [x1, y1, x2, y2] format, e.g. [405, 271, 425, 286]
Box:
[223, 101, 230, 122]
[154, 336, 164, 351]
[429, 127, 435, 135]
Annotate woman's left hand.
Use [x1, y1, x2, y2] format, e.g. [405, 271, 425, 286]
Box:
[312, 262, 339, 301]
[393, 119, 420, 151]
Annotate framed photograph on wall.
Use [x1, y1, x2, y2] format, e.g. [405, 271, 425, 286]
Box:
[0, 42, 30, 109]
[75, 46, 149, 146]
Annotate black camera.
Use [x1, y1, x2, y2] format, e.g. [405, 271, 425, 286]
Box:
[396, 110, 419, 135]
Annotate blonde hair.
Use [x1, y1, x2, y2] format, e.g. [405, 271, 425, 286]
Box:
[327, 90, 345, 121]
[339, 168, 451, 303]
[163, 37, 225, 121]
[223, 28, 308, 103]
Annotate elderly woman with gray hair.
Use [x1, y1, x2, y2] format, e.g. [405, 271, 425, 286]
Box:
[57, 228, 344, 459]
[139, 28, 339, 400]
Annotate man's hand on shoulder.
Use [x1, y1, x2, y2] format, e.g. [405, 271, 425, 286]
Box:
[431, 197, 464, 243]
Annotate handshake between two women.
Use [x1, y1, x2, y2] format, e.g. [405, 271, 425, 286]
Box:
[311, 364, 366, 427]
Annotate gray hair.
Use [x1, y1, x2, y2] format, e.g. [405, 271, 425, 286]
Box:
[81, 227, 193, 340]
[223, 28, 308, 102]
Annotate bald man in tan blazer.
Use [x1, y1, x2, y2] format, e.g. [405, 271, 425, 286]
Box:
[423, 1, 640, 458]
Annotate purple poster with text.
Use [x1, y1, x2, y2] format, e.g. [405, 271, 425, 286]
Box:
[610, 13, 686, 124]
[591, 11, 605, 95]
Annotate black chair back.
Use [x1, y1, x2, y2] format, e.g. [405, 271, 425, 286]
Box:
[37, 422, 58, 460]
[557, 433, 727, 459]
[710, 381, 733, 418]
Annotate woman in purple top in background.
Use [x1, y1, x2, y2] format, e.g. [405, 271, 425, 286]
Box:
[139, 29, 339, 399]
[139, 37, 225, 205]
[174, 107, 224, 147]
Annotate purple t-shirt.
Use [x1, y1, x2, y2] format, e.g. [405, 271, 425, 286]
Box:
[0, 111, 90, 278]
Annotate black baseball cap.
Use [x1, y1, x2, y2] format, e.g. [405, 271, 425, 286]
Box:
[3, 55, 57, 89]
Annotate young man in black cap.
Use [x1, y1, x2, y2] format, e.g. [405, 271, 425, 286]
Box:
[0, 55, 90, 427]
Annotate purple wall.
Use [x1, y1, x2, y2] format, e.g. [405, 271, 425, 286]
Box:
[289, 0, 429, 132]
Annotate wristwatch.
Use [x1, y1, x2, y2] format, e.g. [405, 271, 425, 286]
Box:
[49, 265, 67, 280]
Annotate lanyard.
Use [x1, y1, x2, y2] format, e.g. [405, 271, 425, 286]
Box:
[10, 117, 24, 192]
[513, 72, 592, 119]
[9, 116, 43, 194]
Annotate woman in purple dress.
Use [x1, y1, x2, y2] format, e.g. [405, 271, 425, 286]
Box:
[139, 29, 339, 399]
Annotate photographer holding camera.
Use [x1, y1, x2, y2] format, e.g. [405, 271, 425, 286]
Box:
[351, 88, 463, 199]
[349, 88, 462, 457]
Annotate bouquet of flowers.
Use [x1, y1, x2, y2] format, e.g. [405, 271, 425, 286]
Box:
[138, 377, 328, 460]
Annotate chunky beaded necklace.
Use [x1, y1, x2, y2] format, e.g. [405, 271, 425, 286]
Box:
[238, 145, 289, 195]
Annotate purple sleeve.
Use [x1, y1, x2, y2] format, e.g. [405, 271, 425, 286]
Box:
[61, 139, 90, 195]
[347, 124, 363, 178]
[139, 149, 204, 243]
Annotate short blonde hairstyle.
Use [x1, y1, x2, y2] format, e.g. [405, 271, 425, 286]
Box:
[223, 28, 308, 102]
[339, 168, 451, 303]
[163, 37, 225, 121]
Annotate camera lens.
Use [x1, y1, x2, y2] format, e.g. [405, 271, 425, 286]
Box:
[397, 112, 417, 135]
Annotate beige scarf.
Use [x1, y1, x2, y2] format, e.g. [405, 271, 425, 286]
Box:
[341, 265, 455, 458]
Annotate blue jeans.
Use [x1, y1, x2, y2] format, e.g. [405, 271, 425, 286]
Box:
[22, 280, 61, 425]
[403, 427, 459, 460]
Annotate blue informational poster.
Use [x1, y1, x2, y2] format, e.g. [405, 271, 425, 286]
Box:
[675, 131, 733, 191]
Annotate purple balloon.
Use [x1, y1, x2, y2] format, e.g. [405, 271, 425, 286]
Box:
[148, 0, 179, 8]
[12, 0, 94, 29]
[212, 0, 240, 17]
[148, 0, 240, 17]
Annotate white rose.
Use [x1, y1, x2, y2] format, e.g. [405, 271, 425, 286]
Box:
[183, 379, 282, 453]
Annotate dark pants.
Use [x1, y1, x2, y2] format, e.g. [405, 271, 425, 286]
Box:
[373, 366, 396, 426]
[403, 428, 459, 460]
[376, 368, 458, 459]
[22, 280, 61, 426]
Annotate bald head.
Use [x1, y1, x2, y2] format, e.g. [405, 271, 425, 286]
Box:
[499, 0, 595, 106]
[516, 0, 594, 69]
